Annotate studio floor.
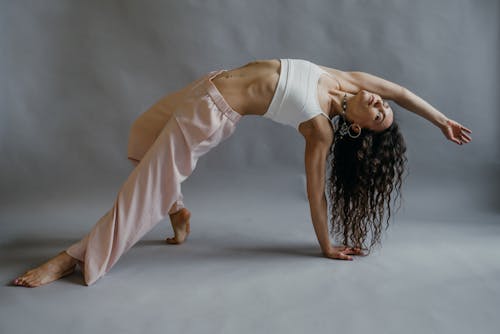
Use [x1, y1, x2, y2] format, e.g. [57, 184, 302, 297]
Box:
[1, 169, 499, 334]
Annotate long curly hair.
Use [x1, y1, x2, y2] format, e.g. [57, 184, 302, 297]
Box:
[326, 113, 408, 255]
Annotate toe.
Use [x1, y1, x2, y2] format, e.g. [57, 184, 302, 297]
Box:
[29, 280, 40, 287]
[166, 237, 178, 244]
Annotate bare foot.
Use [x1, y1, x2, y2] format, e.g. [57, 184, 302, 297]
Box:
[12, 251, 79, 288]
[166, 208, 191, 245]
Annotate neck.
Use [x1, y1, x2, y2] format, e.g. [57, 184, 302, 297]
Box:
[327, 89, 351, 119]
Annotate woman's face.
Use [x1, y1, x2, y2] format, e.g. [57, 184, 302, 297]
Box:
[346, 90, 394, 132]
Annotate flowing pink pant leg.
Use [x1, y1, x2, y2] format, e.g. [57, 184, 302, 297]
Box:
[65, 70, 241, 286]
[126, 102, 186, 214]
[131, 156, 185, 214]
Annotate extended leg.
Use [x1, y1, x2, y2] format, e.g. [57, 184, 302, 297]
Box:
[12, 251, 79, 287]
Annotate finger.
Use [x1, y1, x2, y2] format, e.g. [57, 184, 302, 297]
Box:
[338, 252, 353, 260]
[342, 248, 354, 255]
[461, 133, 472, 142]
[351, 249, 365, 256]
[453, 122, 470, 132]
[461, 126, 472, 133]
[352, 248, 365, 255]
[343, 247, 359, 255]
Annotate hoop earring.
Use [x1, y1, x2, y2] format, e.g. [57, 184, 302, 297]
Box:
[348, 124, 361, 139]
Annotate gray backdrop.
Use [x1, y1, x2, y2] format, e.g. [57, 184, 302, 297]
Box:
[1, 1, 499, 334]
[1, 0, 498, 207]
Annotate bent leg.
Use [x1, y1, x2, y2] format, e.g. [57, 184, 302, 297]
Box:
[66, 69, 241, 286]
[129, 157, 185, 215]
[66, 116, 197, 286]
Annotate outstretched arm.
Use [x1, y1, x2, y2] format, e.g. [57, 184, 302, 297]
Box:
[396, 87, 472, 145]
[319, 66, 472, 145]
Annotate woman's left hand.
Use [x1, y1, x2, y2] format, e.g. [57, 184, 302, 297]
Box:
[332, 245, 367, 257]
[440, 118, 472, 145]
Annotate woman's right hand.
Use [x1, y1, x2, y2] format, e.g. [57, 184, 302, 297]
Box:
[323, 245, 366, 261]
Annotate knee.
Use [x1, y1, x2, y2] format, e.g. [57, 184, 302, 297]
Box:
[128, 157, 140, 167]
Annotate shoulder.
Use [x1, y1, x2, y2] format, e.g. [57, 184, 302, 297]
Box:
[315, 64, 360, 94]
[298, 115, 334, 147]
[243, 59, 281, 68]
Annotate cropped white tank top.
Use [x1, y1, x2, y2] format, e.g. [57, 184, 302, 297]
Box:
[263, 58, 341, 132]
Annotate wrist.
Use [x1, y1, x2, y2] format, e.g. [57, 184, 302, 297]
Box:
[321, 245, 333, 256]
[434, 113, 449, 129]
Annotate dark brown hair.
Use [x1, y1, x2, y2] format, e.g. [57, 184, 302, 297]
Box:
[326, 115, 408, 255]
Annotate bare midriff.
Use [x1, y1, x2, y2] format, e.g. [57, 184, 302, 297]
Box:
[209, 59, 282, 117]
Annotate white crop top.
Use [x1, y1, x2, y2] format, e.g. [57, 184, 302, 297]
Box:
[263, 58, 340, 132]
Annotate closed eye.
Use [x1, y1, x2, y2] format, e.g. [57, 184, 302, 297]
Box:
[375, 101, 389, 122]
[375, 109, 386, 123]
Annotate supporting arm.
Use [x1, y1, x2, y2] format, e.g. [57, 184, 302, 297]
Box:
[304, 133, 360, 260]
[304, 135, 332, 255]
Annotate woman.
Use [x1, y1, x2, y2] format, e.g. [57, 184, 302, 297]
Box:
[12, 58, 472, 287]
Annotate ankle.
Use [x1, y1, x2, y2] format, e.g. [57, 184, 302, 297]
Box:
[61, 251, 79, 265]
[170, 207, 188, 217]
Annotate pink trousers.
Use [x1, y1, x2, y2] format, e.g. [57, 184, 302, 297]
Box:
[65, 69, 241, 286]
